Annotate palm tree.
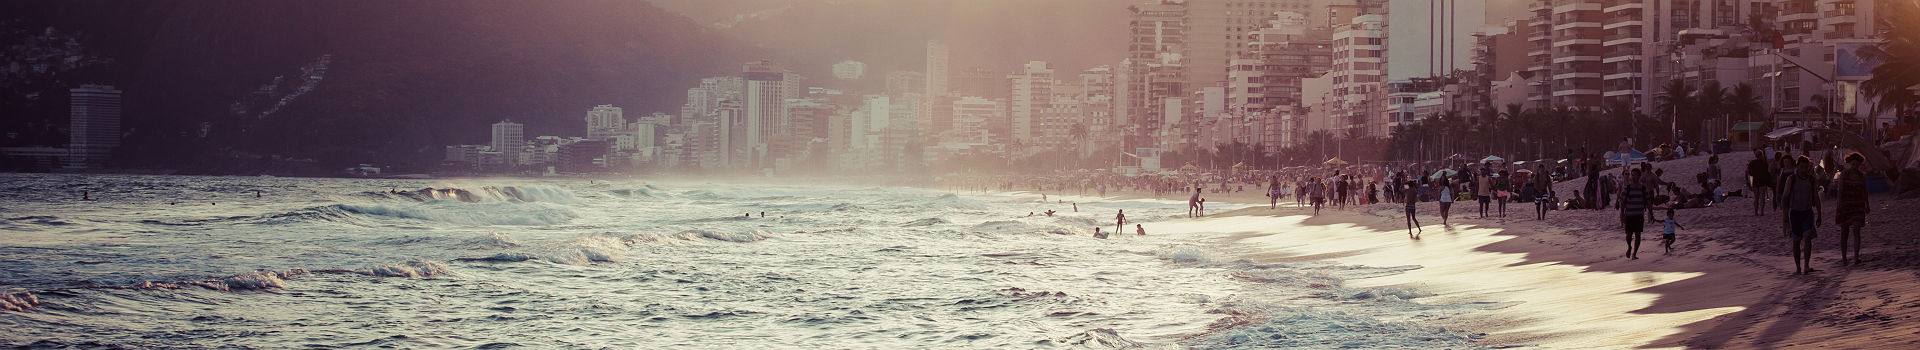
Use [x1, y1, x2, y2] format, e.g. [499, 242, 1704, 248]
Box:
[1805, 94, 1830, 126]
[1727, 83, 1764, 123]
[1860, 1, 1920, 132]
[1656, 79, 1694, 143]
[1695, 80, 1726, 144]
[1068, 123, 1089, 159]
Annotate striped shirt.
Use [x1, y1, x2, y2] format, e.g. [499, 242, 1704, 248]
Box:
[1621, 184, 1648, 216]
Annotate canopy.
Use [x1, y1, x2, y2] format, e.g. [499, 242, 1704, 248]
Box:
[1607, 149, 1649, 164]
[1731, 122, 1768, 132]
[1431, 168, 1459, 179]
[1180, 163, 1200, 171]
[1480, 155, 1505, 163]
[1763, 127, 1897, 173]
[1231, 162, 1250, 169]
[1324, 157, 1350, 165]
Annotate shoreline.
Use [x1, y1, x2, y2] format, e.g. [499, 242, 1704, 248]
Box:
[1131, 187, 1919, 348]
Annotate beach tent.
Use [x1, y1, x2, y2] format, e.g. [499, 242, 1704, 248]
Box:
[1607, 149, 1648, 165]
[1324, 157, 1350, 165]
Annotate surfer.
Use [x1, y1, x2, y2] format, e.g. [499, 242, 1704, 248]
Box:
[1115, 210, 1126, 233]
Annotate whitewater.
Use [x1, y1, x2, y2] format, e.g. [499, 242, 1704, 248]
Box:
[0, 173, 1492, 348]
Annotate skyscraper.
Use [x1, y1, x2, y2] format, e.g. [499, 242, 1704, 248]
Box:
[491, 120, 524, 164]
[1181, 0, 1320, 92]
[1008, 61, 1055, 145]
[1126, 1, 1188, 148]
[743, 60, 786, 167]
[832, 60, 867, 80]
[926, 41, 949, 98]
[586, 105, 626, 141]
[67, 84, 121, 169]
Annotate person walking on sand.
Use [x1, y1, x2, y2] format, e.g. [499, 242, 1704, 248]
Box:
[1661, 207, 1685, 255]
[1404, 180, 1422, 236]
[1781, 156, 1822, 274]
[1747, 148, 1773, 216]
[1534, 163, 1552, 220]
[1475, 168, 1493, 218]
[1496, 170, 1511, 218]
[1836, 153, 1871, 265]
[1437, 177, 1456, 225]
[1309, 178, 1327, 215]
[1620, 169, 1651, 260]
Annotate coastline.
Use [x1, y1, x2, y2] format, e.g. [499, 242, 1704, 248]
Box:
[1131, 186, 1920, 348]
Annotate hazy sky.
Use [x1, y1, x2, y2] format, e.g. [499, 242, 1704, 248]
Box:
[646, 0, 1129, 76]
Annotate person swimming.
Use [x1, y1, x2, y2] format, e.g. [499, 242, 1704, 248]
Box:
[1135, 224, 1146, 236]
[1044, 210, 1056, 217]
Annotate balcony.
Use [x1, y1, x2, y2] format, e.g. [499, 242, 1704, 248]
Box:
[1553, 55, 1602, 63]
[1603, 71, 1643, 81]
[1553, 89, 1603, 97]
[1603, 1, 1643, 13]
[1603, 89, 1643, 97]
[1553, 1, 1603, 14]
[1553, 38, 1603, 47]
[1603, 35, 1644, 47]
[1553, 72, 1604, 80]
[1553, 21, 1602, 32]
[1603, 18, 1643, 30]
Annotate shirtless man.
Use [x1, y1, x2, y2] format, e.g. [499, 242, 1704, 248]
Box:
[1188, 187, 1203, 218]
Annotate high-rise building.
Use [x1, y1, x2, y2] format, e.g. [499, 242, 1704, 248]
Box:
[926, 41, 950, 98]
[586, 105, 626, 141]
[1008, 61, 1055, 146]
[832, 60, 867, 80]
[948, 96, 1003, 144]
[886, 71, 925, 96]
[952, 66, 1006, 99]
[1125, 1, 1188, 149]
[1181, 0, 1320, 92]
[1384, 0, 1487, 83]
[490, 120, 524, 164]
[743, 60, 786, 167]
[67, 84, 121, 169]
[924, 41, 954, 142]
[1328, 13, 1387, 137]
[1228, 11, 1332, 153]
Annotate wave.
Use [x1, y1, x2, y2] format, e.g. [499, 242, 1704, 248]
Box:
[1194, 307, 1482, 348]
[458, 230, 775, 265]
[361, 260, 452, 278]
[2, 291, 39, 312]
[320, 202, 577, 226]
[899, 217, 949, 227]
[967, 220, 1078, 235]
[355, 185, 581, 204]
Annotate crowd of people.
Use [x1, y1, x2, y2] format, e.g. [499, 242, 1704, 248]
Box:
[941, 135, 1881, 275]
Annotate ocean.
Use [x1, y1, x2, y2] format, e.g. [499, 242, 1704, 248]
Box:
[0, 173, 1489, 348]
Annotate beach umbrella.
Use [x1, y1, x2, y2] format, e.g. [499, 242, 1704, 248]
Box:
[1513, 168, 1534, 174]
[1480, 155, 1505, 164]
[1430, 168, 1458, 179]
[1323, 157, 1349, 165]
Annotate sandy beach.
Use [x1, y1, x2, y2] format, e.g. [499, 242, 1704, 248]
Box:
[1027, 153, 1920, 348]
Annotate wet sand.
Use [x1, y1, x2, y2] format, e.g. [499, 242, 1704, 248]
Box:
[1120, 188, 1920, 348]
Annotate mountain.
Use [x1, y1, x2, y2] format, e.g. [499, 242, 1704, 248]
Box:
[1, 0, 762, 172]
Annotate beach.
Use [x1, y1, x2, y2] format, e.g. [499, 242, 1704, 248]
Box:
[1089, 151, 1920, 348]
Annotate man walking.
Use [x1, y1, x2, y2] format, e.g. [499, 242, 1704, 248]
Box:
[1780, 157, 1823, 274]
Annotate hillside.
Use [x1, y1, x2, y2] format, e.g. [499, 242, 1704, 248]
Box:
[1, 0, 762, 172]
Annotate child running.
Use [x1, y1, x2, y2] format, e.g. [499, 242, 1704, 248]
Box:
[1662, 207, 1685, 255]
